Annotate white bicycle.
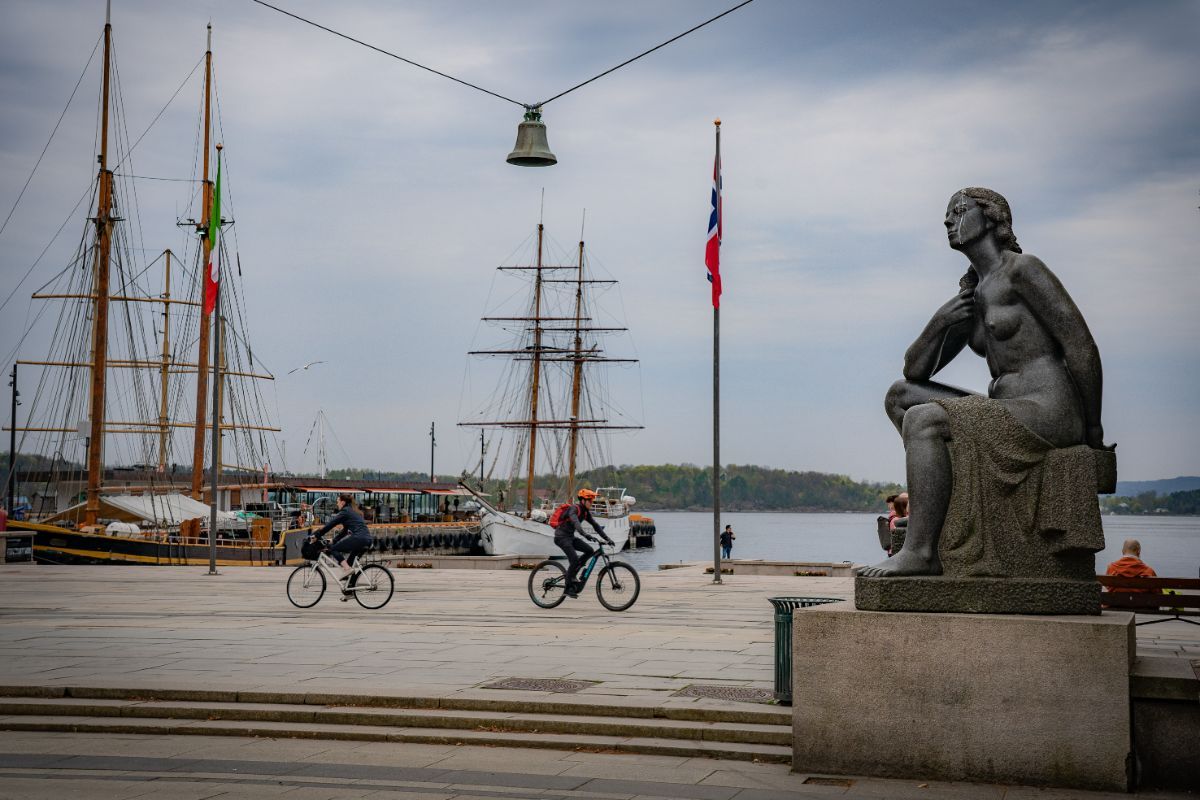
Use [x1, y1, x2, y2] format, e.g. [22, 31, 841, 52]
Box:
[287, 536, 394, 609]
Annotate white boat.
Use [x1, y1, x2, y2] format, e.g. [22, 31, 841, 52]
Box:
[458, 216, 647, 555]
[465, 485, 636, 556]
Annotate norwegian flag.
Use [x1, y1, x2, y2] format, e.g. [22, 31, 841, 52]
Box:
[704, 139, 722, 308]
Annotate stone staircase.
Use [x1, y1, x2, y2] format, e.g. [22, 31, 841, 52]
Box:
[0, 686, 792, 764]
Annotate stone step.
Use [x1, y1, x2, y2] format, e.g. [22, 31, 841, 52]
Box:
[0, 684, 791, 726]
[0, 713, 793, 764]
[0, 697, 791, 746]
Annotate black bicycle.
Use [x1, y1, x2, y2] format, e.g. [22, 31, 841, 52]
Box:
[527, 538, 641, 611]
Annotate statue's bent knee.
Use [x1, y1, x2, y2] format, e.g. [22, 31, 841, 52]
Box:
[900, 402, 947, 441]
[884, 379, 907, 415]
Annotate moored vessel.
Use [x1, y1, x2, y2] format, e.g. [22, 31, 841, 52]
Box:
[458, 213, 648, 554]
[3, 10, 286, 565]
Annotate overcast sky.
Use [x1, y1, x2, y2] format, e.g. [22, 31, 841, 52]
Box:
[2, 0, 1198, 485]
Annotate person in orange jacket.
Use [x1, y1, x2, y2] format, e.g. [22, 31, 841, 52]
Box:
[1105, 539, 1157, 592]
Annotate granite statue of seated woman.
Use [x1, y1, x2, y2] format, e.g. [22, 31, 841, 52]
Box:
[859, 188, 1114, 584]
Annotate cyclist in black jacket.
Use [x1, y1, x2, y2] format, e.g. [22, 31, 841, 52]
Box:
[554, 488, 615, 597]
[311, 493, 371, 580]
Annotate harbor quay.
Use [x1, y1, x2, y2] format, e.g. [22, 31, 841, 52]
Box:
[0, 563, 1196, 799]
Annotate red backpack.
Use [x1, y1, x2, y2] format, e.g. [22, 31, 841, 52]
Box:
[547, 503, 573, 528]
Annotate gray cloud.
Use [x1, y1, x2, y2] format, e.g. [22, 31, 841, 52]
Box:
[2, 0, 1197, 483]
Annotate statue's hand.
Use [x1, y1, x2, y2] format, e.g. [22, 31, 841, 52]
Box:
[1086, 424, 1106, 450]
[933, 288, 974, 328]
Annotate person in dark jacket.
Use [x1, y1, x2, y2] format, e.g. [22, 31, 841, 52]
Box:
[720, 525, 735, 559]
[312, 493, 371, 579]
[554, 488, 614, 598]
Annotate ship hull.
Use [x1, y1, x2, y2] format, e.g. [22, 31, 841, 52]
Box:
[14, 521, 482, 567]
[476, 504, 633, 556]
[478, 510, 557, 556]
[15, 522, 302, 567]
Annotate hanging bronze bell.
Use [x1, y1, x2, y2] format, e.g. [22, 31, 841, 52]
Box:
[506, 107, 557, 167]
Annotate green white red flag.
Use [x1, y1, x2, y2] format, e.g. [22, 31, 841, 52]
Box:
[203, 154, 222, 315]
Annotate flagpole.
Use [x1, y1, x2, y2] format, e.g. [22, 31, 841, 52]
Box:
[207, 145, 222, 577]
[711, 119, 722, 585]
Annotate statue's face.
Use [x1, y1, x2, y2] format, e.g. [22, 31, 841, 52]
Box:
[944, 193, 991, 250]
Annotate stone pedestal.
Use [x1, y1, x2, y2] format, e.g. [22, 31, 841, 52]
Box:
[791, 603, 1134, 791]
[855, 575, 1100, 614]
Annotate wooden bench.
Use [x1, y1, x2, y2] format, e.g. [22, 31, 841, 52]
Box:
[1097, 575, 1200, 626]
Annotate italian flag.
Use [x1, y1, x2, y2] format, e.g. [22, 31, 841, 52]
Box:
[203, 153, 222, 315]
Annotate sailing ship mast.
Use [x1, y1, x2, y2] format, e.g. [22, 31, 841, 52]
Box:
[190, 24, 215, 500]
[462, 216, 642, 513]
[84, 0, 116, 528]
[156, 249, 172, 472]
[524, 223, 545, 512]
[566, 235, 585, 497]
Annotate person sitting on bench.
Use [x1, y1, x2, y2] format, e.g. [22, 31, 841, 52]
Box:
[1105, 539, 1156, 592]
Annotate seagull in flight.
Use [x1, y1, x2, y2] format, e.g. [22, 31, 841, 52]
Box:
[287, 360, 326, 375]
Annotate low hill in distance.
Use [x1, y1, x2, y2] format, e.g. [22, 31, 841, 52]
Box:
[307, 463, 903, 512]
[577, 464, 903, 512]
[1112, 476, 1200, 497]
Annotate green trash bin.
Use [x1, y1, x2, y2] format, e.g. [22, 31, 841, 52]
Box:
[768, 596, 841, 705]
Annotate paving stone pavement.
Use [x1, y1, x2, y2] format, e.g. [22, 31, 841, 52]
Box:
[0, 731, 1191, 800]
[0, 565, 854, 705]
[0, 565, 1193, 703]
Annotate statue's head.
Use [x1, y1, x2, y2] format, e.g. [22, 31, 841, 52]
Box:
[952, 188, 1022, 291]
[957, 187, 1022, 254]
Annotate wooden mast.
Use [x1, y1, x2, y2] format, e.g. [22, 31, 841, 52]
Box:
[566, 236, 585, 498]
[189, 24, 214, 499]
[157, 249, 172, 472]
[84, 1, 115, 528]
[524, 223, 545, 514]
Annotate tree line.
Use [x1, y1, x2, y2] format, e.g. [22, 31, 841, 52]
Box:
[1100, 489, 1200, 516]
[309, 464, 903, 512]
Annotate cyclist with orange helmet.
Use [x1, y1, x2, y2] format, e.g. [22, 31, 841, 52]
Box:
[554, 488, 615, 598]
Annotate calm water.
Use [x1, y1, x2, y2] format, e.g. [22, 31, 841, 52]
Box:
[621, 512, 1200, 578]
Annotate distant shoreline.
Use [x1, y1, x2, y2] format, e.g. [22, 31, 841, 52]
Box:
[645, 508, 1200, 518]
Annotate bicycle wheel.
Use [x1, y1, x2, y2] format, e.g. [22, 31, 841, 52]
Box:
[287, 564, 326, 608]
[352, 564, 395, 609]
[596, 561, 640, 611]
[528, 560, 567, 608]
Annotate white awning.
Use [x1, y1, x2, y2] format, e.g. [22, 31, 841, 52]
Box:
[44, 493, 212, 526]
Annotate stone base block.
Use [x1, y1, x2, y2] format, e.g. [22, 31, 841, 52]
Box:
[792, 603, 1134, 791]
[855, 575, 1100, 614]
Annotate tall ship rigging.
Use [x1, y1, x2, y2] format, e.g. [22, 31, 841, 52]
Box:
[459, 214, 653, 555]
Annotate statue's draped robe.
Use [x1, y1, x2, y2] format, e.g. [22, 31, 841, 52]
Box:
[933, 395, 1103, 581]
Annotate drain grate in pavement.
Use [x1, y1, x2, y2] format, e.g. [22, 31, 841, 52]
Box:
[481, 678, 596, 693]
[803, 777, 854, 787]
[673, 685, 775, 704]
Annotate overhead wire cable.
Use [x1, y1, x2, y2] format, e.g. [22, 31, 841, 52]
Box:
[533, 0, 756, 107]
[249, 0, 525, 107]
[249, 0, 756, 109]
